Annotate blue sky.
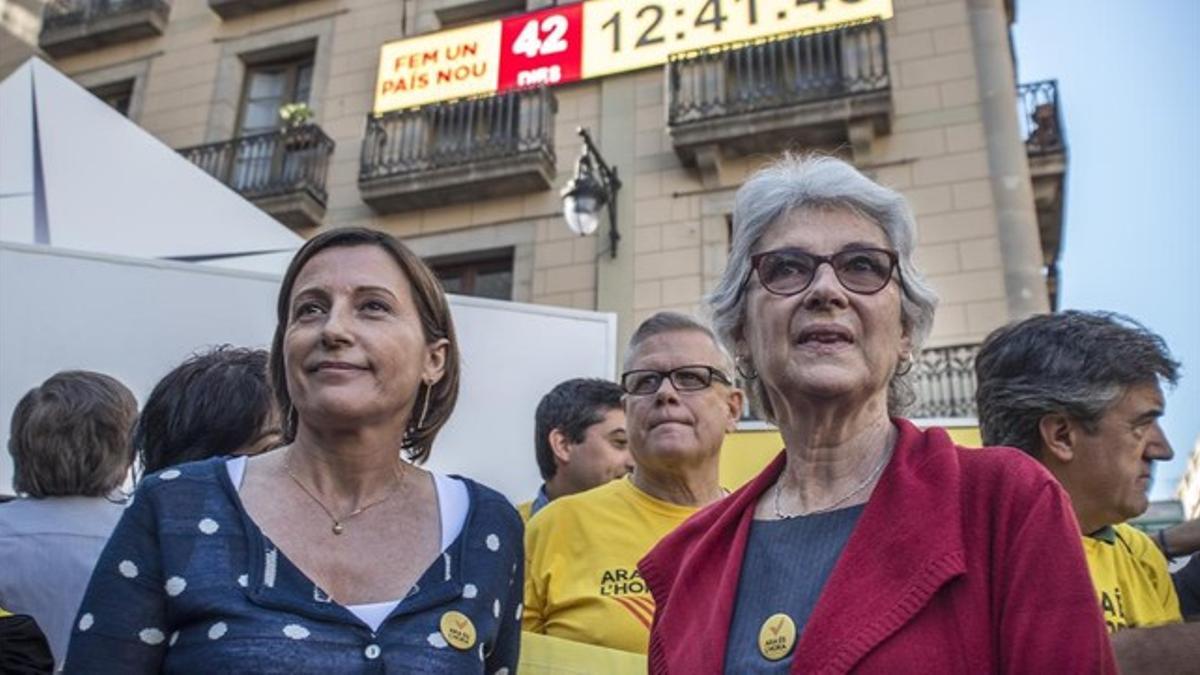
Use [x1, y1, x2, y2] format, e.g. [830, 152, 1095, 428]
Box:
[1013, 1, 1200, 500]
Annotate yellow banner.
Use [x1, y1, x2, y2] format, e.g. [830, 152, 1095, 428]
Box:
[373, 0, 894, 113]
[719, 424, 983, 491]
[519, 632, 647, 674]
[374, 22, 502, 113]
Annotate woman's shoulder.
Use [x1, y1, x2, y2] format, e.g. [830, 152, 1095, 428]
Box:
[954, 442, 1058, 493]
[451, 475, 522, 533]
[139, 456, 230, 488]
[131, 456, 235, 512]
[906, 421, 1055, 490]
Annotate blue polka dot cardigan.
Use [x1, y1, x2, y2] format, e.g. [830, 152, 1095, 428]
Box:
[64, 457, 523, 674]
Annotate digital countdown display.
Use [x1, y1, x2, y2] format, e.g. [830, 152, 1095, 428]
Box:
[373, 0, 893, 114]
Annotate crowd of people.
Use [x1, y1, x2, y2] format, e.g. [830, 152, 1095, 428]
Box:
[0, 154, 1196, 673]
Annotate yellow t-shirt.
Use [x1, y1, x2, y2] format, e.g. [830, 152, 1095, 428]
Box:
[522, 477, 699, 654]
[1082, 523, 1182, 633]
[516, 501, 533, 523]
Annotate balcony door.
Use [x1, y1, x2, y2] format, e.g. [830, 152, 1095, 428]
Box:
[232, 57, 314, 191]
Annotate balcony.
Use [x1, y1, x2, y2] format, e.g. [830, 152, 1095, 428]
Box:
[667, 20, 891, 168]
[179, 124, 335, 230]
[208, 0, 316, 20]
[1018, 80, 1068, 311]
[358, 87, 557, 213]
[39, 0, 170, 58]
[910, 343, 980, 420]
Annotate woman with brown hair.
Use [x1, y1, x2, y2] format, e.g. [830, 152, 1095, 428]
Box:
[67, 228, 523, 673]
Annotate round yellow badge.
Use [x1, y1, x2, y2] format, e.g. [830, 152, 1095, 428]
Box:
[439, 611, 477, 651]
[758, 613, 797, 661]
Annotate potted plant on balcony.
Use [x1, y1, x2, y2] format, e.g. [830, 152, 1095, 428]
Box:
[278, 102, 316, 184]
[279, 101, 314, 129]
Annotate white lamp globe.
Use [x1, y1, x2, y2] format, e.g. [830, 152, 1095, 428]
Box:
[563, 193, 601, 236]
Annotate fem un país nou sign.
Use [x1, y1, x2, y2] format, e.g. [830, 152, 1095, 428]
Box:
[373, 0, 893, 114]
[375, 23, 502, 112]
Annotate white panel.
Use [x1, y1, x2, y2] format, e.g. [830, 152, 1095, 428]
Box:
[0, 62, 34, 201]
[0, 244, 279, 492]
[0, 195, 34, 243]
[17, 58, 302, 258]
[0, 243, 616, 504]
[423, 295, 617, 503]
[199, 250, 297, 276]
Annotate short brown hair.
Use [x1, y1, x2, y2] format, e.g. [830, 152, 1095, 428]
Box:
[8, 370, 137, 497]
[269, 227, 460, 463]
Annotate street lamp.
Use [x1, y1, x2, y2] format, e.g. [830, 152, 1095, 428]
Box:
[561, 127, 621, 258]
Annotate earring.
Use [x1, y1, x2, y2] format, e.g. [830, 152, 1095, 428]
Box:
[415, 382, 432, 431]
[735, 355, 758, 380]
[896, 352, 914, 376]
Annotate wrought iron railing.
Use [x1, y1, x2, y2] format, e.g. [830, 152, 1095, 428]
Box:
[1017, 80, 1066, 157]
[179, 125, 335, 205]
[42, 0, 168, 32]
[668, 19, 889, 125]
[736, 343, 981, 423]
[360, 87, 556, 181]
[910, 343, 980, 419]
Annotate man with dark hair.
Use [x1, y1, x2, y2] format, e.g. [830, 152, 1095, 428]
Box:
[0, 370, 137, 670]
[517, 378, 630, 522]
[976, 311, 1199, 671]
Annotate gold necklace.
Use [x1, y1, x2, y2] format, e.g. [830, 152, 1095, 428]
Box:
[284, 449, 407, 535]
[773, 445, 892, 519]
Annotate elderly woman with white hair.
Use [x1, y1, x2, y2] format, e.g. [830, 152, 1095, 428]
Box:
[638, 155, 1116, 673]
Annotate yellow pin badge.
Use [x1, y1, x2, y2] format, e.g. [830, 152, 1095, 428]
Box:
[758, 612, 797, 661]
[439, 611, 477, 651]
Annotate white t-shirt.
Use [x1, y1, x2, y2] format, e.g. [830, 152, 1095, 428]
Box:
[225, 457, 469, 631]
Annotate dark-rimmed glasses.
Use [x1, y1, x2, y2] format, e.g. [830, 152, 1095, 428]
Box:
[748, 247, 899, 296]
[620, 366, 732, 396]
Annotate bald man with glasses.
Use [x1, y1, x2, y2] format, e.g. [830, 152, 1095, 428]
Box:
[522, 311, 743, 656]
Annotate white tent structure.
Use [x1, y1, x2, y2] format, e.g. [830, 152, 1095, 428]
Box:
[0, 57, 302, 268]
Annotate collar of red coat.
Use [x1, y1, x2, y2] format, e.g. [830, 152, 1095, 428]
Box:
[638, 418, 968, 674]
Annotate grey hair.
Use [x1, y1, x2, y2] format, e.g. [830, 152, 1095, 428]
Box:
[975, 310, 1179, 458]
[624, 311, 735, 374]
[707, 153, 939, 420]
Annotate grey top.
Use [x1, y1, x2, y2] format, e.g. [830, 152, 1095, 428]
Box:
[724, 505, 865, 674]
[0, 495, 127, 670]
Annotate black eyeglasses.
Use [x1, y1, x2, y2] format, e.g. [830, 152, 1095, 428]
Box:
[748, 247, 899, 296]
[620, 365, 732, 396]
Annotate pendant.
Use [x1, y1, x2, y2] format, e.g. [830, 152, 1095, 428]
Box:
[332, 522, 344, 535]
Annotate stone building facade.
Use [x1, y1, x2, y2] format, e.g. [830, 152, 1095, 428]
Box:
[2, 0, 1067, 418]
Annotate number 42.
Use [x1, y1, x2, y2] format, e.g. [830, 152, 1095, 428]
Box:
[512, 15, 569, 58]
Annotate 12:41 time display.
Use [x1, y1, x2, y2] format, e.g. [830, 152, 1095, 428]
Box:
[580, 0, 892, 79]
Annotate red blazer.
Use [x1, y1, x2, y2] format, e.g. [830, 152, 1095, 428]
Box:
[638, 419, 1115, 674]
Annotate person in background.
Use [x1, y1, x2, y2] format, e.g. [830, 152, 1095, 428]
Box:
[640, 155, 1113, 673]
[66, 227, 522, 673]
[133, 345, 280, 475]
[0, 371, 138, 670]
[975, 310, 1200, 671]
[1157, 517, 1200, 619]
[523, 311, 742, 655]
[0, 606, 55, 675]
[517, 378, 631, 522]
